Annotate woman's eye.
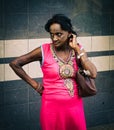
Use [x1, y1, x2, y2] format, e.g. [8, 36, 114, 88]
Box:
[50, 33, 62, 37]
[56, 33, 62, 37]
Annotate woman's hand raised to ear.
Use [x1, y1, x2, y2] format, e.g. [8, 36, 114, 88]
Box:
[69, 34, 97, 79]
[69, 34, 81, 54]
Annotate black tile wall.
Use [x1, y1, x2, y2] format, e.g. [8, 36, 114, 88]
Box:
[86, 111, 109, 127]
[4, 88, 29, 105]
[0, 0, 5, 40]
[29, 87, 41, 103]
[29, 0, 50, 13]
[72, 11, 102, 36]
[5, 13, 28, 39]
[101, 14, 111, 35]
[0, 87, 4, 107]
[111, 14, 114, 34]
[107, 110, 114, 123]
[4, 0, 28, 13]
[4, 104, 29, 123]
[0, 71, 114, 129]
[5, 14, 28, 30]
[83, 71, 114, 127]
[28, 13, 48, 38]
[29, 102, 41, 126]
[0, 78, 42, 130]
[0, 0, 114, 40]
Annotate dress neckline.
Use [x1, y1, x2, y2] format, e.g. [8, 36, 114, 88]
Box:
[50, 44, 75, 97]
[50, 44, 75, 64]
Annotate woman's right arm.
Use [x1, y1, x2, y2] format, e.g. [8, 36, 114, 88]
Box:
[9, 47, 43, 94]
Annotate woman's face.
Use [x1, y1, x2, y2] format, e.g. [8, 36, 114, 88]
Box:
[49, 23, 70, 48]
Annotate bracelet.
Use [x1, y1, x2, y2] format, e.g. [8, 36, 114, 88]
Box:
[77, 52, 84, 59]
[35, 83, 42, 93]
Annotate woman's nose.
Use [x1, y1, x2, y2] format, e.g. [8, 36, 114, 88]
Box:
[52, 35, 58, 41]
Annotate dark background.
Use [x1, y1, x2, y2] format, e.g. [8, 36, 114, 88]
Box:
[0, 0, 114, 40]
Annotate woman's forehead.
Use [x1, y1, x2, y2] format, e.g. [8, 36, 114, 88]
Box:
[50, 23, 62, 32]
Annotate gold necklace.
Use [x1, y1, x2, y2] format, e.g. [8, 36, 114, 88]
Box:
[51, 45, 75, 78]
[51, 44, 75, 96]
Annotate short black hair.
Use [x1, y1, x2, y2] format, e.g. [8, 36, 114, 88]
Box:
[45, 14, 77, 35]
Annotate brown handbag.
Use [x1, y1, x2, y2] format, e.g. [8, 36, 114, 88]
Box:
[76, 68, 97, 97]
[75, 46, 97, 97]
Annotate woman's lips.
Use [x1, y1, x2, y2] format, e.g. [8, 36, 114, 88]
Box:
[53, 41, 59, 45]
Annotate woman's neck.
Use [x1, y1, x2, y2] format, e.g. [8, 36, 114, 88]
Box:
[54, 42, 71, 52]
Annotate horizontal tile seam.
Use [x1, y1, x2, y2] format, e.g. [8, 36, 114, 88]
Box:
[0, 50, 114, 64]
[0, 71, 113, 83]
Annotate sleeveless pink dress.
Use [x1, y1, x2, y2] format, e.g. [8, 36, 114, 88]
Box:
[40, 43, 86, 130]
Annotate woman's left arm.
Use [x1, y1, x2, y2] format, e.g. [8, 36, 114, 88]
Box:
[77, 49, 97, 78]
[69, 34, 97, 78]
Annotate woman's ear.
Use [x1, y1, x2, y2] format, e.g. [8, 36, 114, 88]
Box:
[68, 33, 73, 38]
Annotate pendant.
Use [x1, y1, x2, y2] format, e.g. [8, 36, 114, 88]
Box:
[64, 79, 74, 96]
[59, 64, 74, 78]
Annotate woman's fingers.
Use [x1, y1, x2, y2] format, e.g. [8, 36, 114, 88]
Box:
[69, 34, 78, 49]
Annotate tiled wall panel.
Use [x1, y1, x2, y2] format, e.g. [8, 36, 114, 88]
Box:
[0, 40, 4, 58]
[4, 64, 29, 81]
[91, 56, 110, 72]
[91, 36, 110, 52]
[77, 36, 92, 52]
[0, 64, 4, 81]
[110, 36, 114, 50]
[5, 39, 28, 58]
[0, 36, 113, 81]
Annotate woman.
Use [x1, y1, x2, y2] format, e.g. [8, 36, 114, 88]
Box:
[10, 14, 97, 130]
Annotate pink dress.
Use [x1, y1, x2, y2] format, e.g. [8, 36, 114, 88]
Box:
[40, 43, 86, 130]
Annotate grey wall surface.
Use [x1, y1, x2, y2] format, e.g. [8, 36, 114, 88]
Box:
[0, 0, 114, 130]
[0, 0, 114, 40]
